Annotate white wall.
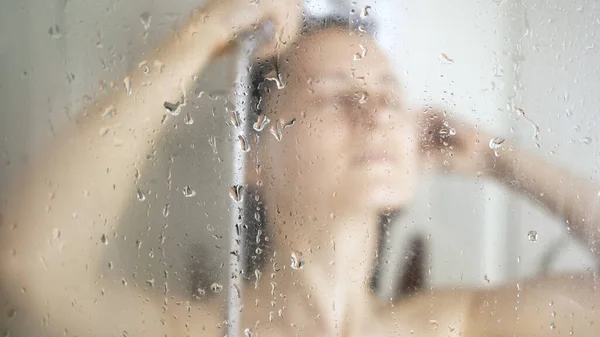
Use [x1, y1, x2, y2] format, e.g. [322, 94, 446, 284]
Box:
[376, 0, 599, 297]
[513, 0, 600, 277]
[0, 1, 35, 197]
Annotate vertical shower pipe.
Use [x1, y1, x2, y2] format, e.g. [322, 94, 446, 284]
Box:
[228, 35, 259, 337]
[226, 2, 356, 334]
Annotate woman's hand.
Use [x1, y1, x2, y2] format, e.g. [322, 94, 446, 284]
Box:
[191, 0, 303, 58]
[418, 107, 502, 177]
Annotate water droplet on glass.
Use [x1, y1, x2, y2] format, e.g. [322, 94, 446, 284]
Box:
[206, 224, 215, 232]
[528, 230, 538, 243]
[164, 100, 183, 116]
[244, 328, 253, 337]
[290, 251, 305, 270]
[139, 12, 152, 30]
[162, 203, 170, 217]
[102, 105, 116, 119]
[283, 118, 296, 129]
[429, 320, 439, 330]
[230, 110, 241, 127]
[358, 23, 367, 32]
[138, 61, 152, 76]
[7, 308, 16, 319]
[184, 113, 194, 125]
[565, 109, 573, 118]
[121, 278, 128, 286]
[270, 123, 283, 141]
[153, 60, 165, 73]
[238, 135, 250, 152]
[48, 25, 62, 40]
[516, 108, 540, 141]
[550, 322, 556, 330]
[439, 53, 454, 64]
[210, 283, 223, 292]
[208, 135, 218, 154]
[123, 76, 132, 95]
[489, 137, 505, 157]
[580, 137, 592, 144]
[136, 189, 146, 201]
[52, 228, 61, 240]
[353, 91, 368, 104]
[359, 44, 367, 58]
[253, 115, 271, 132]
[449, 128, 456, 136]
[265, 68, 285, 89]
[229, 185, 243, 202]
[361, 5, 371, 18]
[182, 185, 196, 197]
[101, 233, 108, 245]
[353, 53, 362, 61]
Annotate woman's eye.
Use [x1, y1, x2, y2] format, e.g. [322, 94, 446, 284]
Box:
[335, 95, 348, 106]
[337, 93, 356, 107]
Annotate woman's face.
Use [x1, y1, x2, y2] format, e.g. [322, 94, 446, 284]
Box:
[257, 29, 419, 216]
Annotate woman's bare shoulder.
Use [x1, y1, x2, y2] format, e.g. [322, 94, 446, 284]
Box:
[164, 292, 228, 336]
[376, 287, 474, 336]
[376, 274, 600, 337]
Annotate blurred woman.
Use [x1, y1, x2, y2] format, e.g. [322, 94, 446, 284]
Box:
[1, 0, 599, 336]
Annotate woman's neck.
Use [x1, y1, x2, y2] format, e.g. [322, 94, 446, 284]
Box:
[265, 210, 382, 335]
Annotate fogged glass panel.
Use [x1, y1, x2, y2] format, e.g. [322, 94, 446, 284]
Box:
[1, 0, 599, 336]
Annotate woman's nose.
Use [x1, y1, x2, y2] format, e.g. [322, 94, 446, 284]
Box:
[357, 94, 396, 131]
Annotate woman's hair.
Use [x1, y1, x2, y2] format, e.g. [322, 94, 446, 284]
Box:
[240, 14, 395, 289]
[246, 14, 376, 119]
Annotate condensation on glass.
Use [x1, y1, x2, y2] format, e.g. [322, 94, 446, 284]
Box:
[0, 0, 598, 337]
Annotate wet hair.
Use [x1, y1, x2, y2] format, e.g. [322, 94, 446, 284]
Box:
[241, 14, 374, 277]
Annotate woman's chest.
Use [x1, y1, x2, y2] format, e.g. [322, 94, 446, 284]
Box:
[238, 306, 432, 337]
